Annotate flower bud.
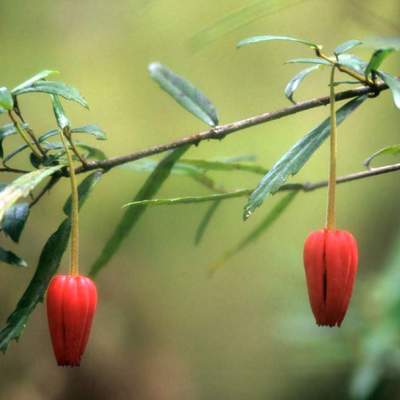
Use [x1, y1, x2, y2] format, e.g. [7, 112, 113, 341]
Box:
[303, 229, 358, 327]
[46, 274, 97, 366]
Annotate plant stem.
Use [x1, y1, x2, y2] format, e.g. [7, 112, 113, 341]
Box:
[59, 129, 80, 275]
[8, 111, 42, 159]
[326, 66, 337, 230]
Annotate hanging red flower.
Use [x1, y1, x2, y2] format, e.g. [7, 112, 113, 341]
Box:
[303, 228, 358, 327]
[46, 274, 97, 366]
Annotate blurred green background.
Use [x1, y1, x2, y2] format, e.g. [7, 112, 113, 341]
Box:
[0, 0, 400, 399]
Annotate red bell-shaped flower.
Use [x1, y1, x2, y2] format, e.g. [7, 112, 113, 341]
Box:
[46, 274, 97, 366]
[303, 229, 358, 327]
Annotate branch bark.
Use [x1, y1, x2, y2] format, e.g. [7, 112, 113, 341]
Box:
[75, 81, 388, 174]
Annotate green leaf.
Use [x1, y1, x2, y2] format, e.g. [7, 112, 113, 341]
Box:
[0, 247, 27, 268]
[237, 35, 320, 49]
[52, 95, 70, 129]
[89, 145, 190, 278]
[365, 48, 395, 76]
[194, 200, 221, 245]
[0, 219, 70, 353]
[363, 37, 400, 50]
[148, 62, 218, 127]
[0, 123, 18, 158]
[0, 87, 14, 111]
[124, 189, 252, 208]
[13, 81, 88, 109]
[243, 95, 367, 219]
[337, 54, 367, 75]
[1, 203, 30, 242]
[212, 191, 298, 272]
[364, 145, 400, 169]
[376, 71, 400, 109]
[63, 170, 103, 216]
[334, 39, 362, 55]
[71, 124, 107, 140]
[12, 70, 59, 93]
[0, 170, 99, 352]
[286, 58, 330, 65]
[285, 66, 320, 103]
[0, 166, 63, 223]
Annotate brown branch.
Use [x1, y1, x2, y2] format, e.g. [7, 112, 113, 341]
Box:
[75, 81, 388, 174]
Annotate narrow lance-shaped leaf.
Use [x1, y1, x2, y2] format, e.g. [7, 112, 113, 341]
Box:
[124, 189, 252, 208]
[0, 172, 101, 352]
[286, 58, 330, 65]
[194, 200, 221, 245]
[149, 62, 218, 127]
[237, 35, 320, 49]
[0, 165, 63, 223]
[0, 123, 20, 158]
[89, 145, 190, 278]
[365, 48, 394, 77]
[13, 81, 88, 109]
[0, 87, 14, 111]
[52, 95, 70, 129]
[364, 145, 400, 169]
[71, 125, 107, 140]
[0, 247, 27, 268]
[334, 39, 362, 55]
[376, 71, 400, 109]
[12, 70, 59, 93]
[1, 203, 30, 242]
[211, 191, 298, 273]
[285, 65, 320, 103]
[337, 54, 367, 75]
[243, 95, 367, 219]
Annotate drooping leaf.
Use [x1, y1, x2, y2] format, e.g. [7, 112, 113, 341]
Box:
[89, 145, 190, 278]
[1, 202, 30, 242]
[0, 123, 19, 158]
[243, 95, 367, 219]
[71, 124, 107, 140]
[285, 66, 320, 103]
[149, 62, 218, 127]
[123, 189, 252, 208]
[334, 39, 362, 55]
[12, 81, 88, 109]
[12, 70, 59, 93]
[364, 145, 400, 169]
[0, 247, 27, 268]
[52, 95, 70, 129]
[237, 35, 320, 49]
[0, 171, 100, 352]
[0, 87, 14, 111]
[0, 165, 63, 223]
[376, 71, 400, 109]
[194, 200, 221, 245]
[63, 170, 103, 216]
[40, 141, 106, 161]
[211, 191, 298, 272]
[286, 58, 330, 65]
[365, 48, 395, 77]
[189, 0, 310, 50]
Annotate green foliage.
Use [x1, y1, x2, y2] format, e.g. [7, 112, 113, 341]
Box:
[237, 35, 320, 49]
[52, 95, 70, 130]
[0, 123, 19, 158]
[243, 95, 367, 219]
[334, 39, 362, 55]
[1, 203, 30, 242]
[149, 62, 218, 126]
[365, 48, 394, 77]
[89, 146, 190, 278]
[0, 247, 27, 268]
[0, 87, 14, 111]
[376, 71, 400, 109]
[71, 124, 107, 140]
[11, 70, 59, 93]
[364, 145, 400, 169]
[285, 65, 320, 103]
[13, 80, 88, 108]
[0, 166, 63, 223]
